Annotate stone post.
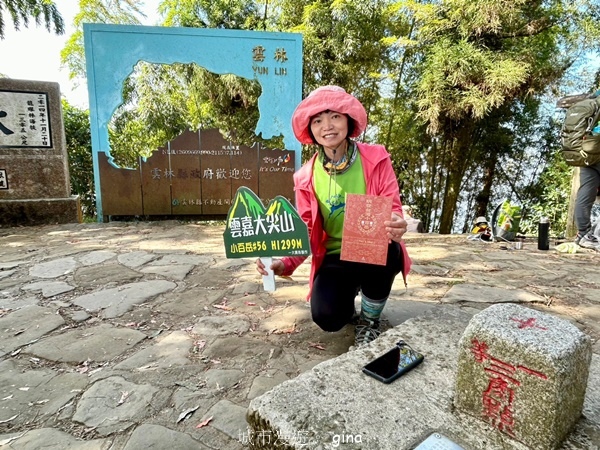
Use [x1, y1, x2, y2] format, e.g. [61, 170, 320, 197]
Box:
[454, 303, 592, 449]
[0, 78, 81, 226]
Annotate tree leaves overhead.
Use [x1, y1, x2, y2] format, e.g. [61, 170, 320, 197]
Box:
[61, 0, 145, 80]
[0, 0, 64, 39]
[57, 0, 600, 233]
[159, 0, 259, 29]
[402, 0, 600, 232]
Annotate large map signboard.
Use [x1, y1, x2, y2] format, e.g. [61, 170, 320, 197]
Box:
[83, 24, 303, 222]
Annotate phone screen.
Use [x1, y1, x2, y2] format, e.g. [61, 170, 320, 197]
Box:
[363, 344, 424, 382]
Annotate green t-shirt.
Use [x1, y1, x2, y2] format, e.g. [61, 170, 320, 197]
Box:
[313, 144, 366, 254]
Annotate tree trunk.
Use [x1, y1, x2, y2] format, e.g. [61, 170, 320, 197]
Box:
[475, 156, 497, 218]
[438, 165, 463, 233]
[438, 125, 475, 233]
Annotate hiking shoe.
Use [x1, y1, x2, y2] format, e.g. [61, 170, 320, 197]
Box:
[354, 317, 381, 347]
[578, 233, 600, 251]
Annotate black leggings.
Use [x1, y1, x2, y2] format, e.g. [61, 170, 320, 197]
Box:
[310, 242, 404, 332]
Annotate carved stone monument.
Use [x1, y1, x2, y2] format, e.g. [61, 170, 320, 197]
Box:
[0, 78, 81, 226]
[455, 303, 592, 449]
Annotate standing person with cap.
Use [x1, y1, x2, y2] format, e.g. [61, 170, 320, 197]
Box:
[256, 85, 411, 347]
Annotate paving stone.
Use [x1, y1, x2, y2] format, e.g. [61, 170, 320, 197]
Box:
[203, 337, 282, 363]
[49, 300, 70, 308]
[158, 287, 225, 318]
[172, 386, 216, 413]
[248, 373, 289, 399]
[201, 368, 245, 390]
[139, 264, 194, 280]
[115, 330, 193, 370]
[25, 323, 147, 363]
[0, 428, 110, 449]
[149, 254, 214, 266]
[0, 295, 38, 310]
[232, 281, 259, 295]
[72, 376, 166, 436]
[0, 360, 88, 426]
[0, 269, 16, 280]
[0, 262, 23, 270]
[29, 257, 77, 279]
[71, 310, 91, 322]
[73, 262, 142, 287]
[21, 280, 75, 297]
[382, 299, 437, 327]
[123, 424, 208, 449]
[258, 303, 312, 333]
[409, 264, 450, 276]
[73, 280, 176, 318]
[0, 305, 65, 357]
[117, 251, 158, 268]
[203, 399, 249, 440]
[193, 314, 251, 336]
[442, 283, 544, 304]
[583, 289, 600, 304]
[78, 250, 117, 266]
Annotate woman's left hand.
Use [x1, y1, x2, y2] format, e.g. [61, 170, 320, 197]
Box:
[385, 212, 408, 243]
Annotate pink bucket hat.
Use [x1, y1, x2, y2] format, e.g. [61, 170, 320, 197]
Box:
[291, 85, 368, 144]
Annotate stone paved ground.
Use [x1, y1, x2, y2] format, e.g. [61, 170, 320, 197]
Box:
[0, 221, 598, 449]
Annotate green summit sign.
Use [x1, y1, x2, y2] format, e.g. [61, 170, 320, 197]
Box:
[223, 187, 310, 259]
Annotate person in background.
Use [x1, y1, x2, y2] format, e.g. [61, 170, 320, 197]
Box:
[402, 205, 425, 233]
[468, 216, 492, 242]
[256, 85, 411, 347]
[575, 178, 600, 251]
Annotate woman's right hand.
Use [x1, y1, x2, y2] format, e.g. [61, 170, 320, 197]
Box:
[255, 258, 285, 276]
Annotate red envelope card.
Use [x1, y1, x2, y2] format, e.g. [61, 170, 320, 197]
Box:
[340, 194, 392, 266]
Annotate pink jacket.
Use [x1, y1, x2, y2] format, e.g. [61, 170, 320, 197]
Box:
[280, 142, 412, 300]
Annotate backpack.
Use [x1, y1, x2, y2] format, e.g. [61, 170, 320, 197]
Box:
[560, 97, 600, 167]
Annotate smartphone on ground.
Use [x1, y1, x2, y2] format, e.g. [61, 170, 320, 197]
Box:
[362, 340, 424, 383]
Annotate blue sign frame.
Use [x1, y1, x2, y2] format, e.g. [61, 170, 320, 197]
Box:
[83, 23, 303, 220]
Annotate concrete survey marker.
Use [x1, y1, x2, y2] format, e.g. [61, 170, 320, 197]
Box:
[454, 303, 593, 449]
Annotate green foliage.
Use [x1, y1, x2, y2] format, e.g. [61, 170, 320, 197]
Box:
[106, 61, 283, 167]
[398, 0, 600, 232]
[520, 150, 572, 238]
[159, 0, 260, 29]
[61, 0, 144, 80]
[62, 100, 95, 218]
[0, 0, 64, 39]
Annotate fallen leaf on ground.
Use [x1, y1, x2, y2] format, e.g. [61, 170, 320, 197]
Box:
[245, 301, 257, 306]
[309, 342, 326, 351]
[196, 416, 213, 428]
[213, 304, 233, 311]
[272, 323, 298, 334]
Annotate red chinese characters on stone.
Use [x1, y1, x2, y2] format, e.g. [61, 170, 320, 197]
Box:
[470, 339, 548, 437]
[510, 317, 548, 330]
